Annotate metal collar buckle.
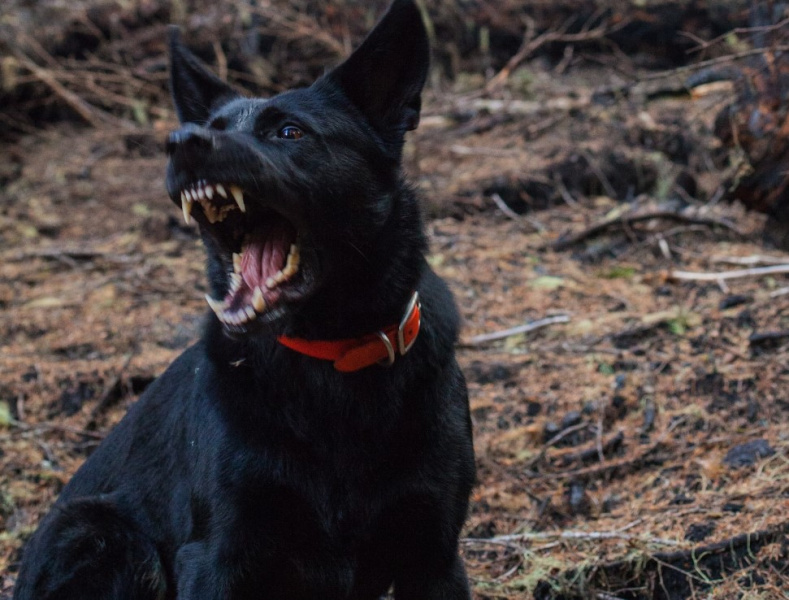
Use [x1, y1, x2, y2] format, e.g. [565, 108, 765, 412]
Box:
[397, 291, 421, 355]
[377, 291, 421, 367]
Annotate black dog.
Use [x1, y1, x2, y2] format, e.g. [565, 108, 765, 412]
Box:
[13, 1, 475, 598]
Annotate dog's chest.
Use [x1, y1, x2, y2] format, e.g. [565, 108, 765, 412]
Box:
[213, 437, 405, 595]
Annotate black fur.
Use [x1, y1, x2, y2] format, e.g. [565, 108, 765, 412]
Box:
[13, 1, 475, 598]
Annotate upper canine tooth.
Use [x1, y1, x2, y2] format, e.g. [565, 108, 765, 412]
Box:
[216, 184, 228, 199]
[230, 186, 246, 213]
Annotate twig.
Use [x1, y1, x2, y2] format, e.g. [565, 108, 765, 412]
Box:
[639, 46, 789, 85]
[711, 254, 789, 266]
[490, 193, 521, 220]
[581, 150, 618, 200]
[465, 528, 683, 547]
[13, 52, 106, 128]
[89, 353, 134, 424]
[682, 17, 789, 54]
[668, 264, 789, 282]
[464, 315, 570, 346]
[552, 209, 745, 252]
[2, 248, 138, 264]
[6, 419, 106, 440]
[489, 193, 545, 231]
[770, 286, 789, 298]
[486, 13, 629, 93]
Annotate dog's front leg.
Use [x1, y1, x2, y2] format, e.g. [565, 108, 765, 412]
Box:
[394, 553, 472, 600]
[175, 540, 232, 600]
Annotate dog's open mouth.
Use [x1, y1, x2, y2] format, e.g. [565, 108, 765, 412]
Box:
[178, 179, 304, 330]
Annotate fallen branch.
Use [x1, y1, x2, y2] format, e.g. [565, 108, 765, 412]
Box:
[463, 315, 570, 346]
[486, 12, 630, 93]
[552, 209, 745, 251]
[712, 254, 789, 266]
[668, 264, 789, 282]
[465, 527, 683, 548]
[3, 247, 138, 264]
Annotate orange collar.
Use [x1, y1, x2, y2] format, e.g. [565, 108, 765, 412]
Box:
[277, 292, 421, 372]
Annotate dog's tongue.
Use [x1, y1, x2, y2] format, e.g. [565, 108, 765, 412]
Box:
[240, 224, 291, 290]
[224, 218, 296, 310]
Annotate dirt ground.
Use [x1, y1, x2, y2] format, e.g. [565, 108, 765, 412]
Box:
[2, 4, 789, 599]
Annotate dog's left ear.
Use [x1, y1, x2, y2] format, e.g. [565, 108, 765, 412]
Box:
[327, 0, 430, 139]
[168, 26, 239, 125]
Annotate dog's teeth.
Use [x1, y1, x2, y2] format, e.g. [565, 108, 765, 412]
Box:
[181, 192, 193, 225]
[232, 252, 242, 273]
[216, 184, 228, 199]
[283, 244, 300, 277]
[196, 186, 206, 200]
[265, 276, 277, 289]
[205, 294, 226, 317]
[274, 271, 286, 284]
[252, 286, 266, 312]
[230, 186, 246, 213]
[229, 272, 242, 293]
[244, 306, 256, 320]
[205, 185, 214, 200]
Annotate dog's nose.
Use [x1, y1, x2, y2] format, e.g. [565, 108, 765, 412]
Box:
[166, 124, 215, 155]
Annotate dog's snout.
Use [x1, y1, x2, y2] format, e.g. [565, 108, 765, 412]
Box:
[166, 124, 215, 155]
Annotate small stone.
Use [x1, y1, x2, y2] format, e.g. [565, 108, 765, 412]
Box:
[684, 521, 715, 542]
[543, 422, 560, 443]
[561, 410, 582, 430]
[723, 439, 775, 468]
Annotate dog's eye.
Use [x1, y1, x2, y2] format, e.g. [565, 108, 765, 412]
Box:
[278, 126, 304, 140]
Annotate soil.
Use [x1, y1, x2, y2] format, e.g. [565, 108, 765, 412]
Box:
[1, 3, 789, 599]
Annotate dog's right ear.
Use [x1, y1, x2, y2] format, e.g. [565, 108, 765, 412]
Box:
[168, 26, 238, 125]
[326, 0, 430, 142]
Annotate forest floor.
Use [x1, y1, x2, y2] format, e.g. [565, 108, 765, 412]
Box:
[2, 5, 789, 598]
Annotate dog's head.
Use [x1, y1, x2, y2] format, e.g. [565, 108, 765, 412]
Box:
[165, 0, 429, 337]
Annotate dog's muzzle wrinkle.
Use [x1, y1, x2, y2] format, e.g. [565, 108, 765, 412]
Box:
[166, 123, 216, 156]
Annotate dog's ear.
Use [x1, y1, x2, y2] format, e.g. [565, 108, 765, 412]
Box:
[168, 26, 238, 125]
[328, 0, 430, 138]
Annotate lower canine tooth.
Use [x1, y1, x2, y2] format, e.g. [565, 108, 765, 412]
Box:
[230, 186, 246, 212]
[252, 286, 266, 312]
[205, 294, 226, 316]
